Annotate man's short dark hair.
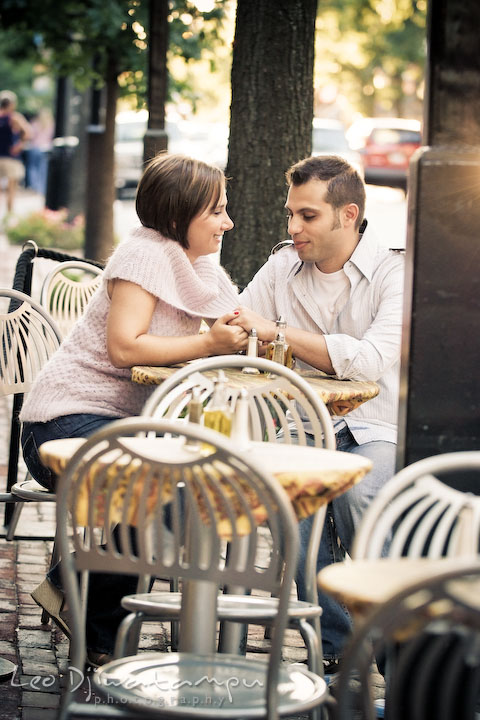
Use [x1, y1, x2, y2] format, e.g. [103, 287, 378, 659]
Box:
[286, 155, 366, 230]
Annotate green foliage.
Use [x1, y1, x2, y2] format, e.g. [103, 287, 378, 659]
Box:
[4, 209, 85, 251]
[0, 29, 54, 114]
[316, 0, 427, 117]
[0, 0, 230, 108]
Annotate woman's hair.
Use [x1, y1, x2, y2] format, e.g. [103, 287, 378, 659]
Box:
[286, 155, 366, 230]
[136, 153, 226, 248]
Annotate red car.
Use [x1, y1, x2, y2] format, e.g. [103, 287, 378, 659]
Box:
[347, 118, 422, 192]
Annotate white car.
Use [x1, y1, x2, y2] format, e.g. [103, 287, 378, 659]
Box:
[312, 118, 364, 178]
[115, 110, 228, 196]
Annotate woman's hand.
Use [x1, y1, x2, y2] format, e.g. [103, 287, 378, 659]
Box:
[228, 306, 277, 343]
[204, 312, 249, 355]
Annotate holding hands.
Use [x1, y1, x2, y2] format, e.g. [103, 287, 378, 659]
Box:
[206, 312, 249, 355]
[228, 306, 277, 344]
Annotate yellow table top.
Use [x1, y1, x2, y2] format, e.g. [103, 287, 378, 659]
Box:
[317, 557, 480, 618]
[39, 436, 372, 528]
[131, 364, 379, 417]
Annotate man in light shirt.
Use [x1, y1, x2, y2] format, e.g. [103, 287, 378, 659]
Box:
[230, 154, 404, 671]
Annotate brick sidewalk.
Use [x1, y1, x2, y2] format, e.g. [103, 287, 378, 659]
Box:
[0, 509, 311, 720]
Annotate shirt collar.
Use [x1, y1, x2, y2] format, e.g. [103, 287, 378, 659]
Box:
[347, 220, 380, 282]
[285, 218, 381, 282]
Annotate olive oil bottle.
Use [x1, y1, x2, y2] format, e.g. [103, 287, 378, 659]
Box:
[265, 316, 295, 369]
[203, 372, 232, 438]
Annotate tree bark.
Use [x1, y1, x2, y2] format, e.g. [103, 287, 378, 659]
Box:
[144, 0, 169, 163]
[221, 0, 318, 289]
[84, 55, 117, 263]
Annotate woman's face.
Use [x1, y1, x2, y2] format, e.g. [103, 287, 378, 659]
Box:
[185, 189, 233, 263]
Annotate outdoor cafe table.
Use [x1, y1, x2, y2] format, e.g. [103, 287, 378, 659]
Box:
[131, 364, 379, 417]
[39, 436, 372, 654]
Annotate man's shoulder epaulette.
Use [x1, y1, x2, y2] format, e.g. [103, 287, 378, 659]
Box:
[270, 240, 294, 255]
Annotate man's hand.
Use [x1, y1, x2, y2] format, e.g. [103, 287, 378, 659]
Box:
[228, 306, 277, 343]
[229, 306, 335, 373]
[205, 312, 249, 355]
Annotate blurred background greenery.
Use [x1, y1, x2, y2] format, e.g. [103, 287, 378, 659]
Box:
[0, 0, 425, 124]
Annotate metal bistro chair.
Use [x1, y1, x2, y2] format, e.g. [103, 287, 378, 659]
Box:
[335, 559, 480, 720]
[56, 417, 329, 720]
[40, 259, 103, 338]
[4, 244, 103, 540]
[0, 288, 62, 549]
[352, 451, 480, 561]
[132, 355, 336, 677]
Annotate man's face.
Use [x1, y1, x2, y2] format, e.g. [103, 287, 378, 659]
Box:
[285, 179, 352, 272]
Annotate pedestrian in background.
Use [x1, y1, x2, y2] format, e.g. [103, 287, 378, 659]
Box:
[0, 90, 32, 214]
[23, 108, 54, 195]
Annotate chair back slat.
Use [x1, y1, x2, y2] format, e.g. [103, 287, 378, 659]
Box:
[58, 418, 297, 591]
[353, 451, 480, 560]
[40, 260, 102, 337]
[142, 354, 336, 450]
[1, 289, 62, 396]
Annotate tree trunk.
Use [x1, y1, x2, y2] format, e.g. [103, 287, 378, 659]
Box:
[84, 56, 118, 263]
[144, 0, 169, 163]
[221, 0, 318, 290]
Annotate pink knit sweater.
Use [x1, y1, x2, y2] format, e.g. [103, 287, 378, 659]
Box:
[20, 227, 240, 423]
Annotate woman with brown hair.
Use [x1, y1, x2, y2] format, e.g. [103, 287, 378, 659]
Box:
[20, 153, 247, 665]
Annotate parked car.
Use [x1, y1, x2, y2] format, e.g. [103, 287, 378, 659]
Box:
[311, 118, 364, 177]
[114, 110, 228, 196]
[346, 117, 422, 191]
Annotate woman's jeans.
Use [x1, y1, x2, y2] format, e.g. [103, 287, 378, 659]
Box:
[296, 425, 397, 661]
[21, 414, 121, 492]
[21, 414, 140, 654]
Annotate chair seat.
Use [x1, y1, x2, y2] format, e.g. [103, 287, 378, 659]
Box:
[11, 479, 55, 502]
[122, 591, 323, 622]
[93, 651, 328, 716]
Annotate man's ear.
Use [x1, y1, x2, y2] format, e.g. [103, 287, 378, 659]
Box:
[343, 203, 359, 227]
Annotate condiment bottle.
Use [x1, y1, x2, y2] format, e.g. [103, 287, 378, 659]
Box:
[242, 328, 260, 374]
[271, 331, 287, 365]
[184, 386, 203, 450]
[265, 316, 295, 369]
[203, 371, 232, 438]
[229, 387, 251, 451]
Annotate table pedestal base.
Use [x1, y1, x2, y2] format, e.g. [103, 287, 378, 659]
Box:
[0, 657, 15, 682]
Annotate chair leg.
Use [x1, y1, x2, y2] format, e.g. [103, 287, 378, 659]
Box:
[5, 501, 25, 541]
[297, 618, 323, 676]
[114, 612, 143, 657]
[170, 577, 179, 651]
[40, 532, 61, 625]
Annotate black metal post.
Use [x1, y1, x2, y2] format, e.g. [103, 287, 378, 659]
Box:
[397, 0, 480, 487]
[4, 262, 32, 527]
